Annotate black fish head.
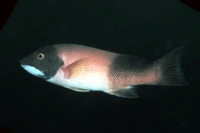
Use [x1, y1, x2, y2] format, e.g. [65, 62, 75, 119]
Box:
[19, 45, 64, 80]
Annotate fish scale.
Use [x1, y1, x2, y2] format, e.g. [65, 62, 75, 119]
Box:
[20, 44, 189, 98]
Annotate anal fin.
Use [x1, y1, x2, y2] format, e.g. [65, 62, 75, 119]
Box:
[105, 86, 139, 98]
[68, 87, 90, 92]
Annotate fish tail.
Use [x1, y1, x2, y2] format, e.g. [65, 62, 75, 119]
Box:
[155, 46, 189, 86]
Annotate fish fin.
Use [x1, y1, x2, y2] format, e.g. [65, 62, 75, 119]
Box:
[62, 59, 87, 79]
[68, 87, 90, 92]
[155, 46, 189, 86]
[105, 86, 139, 98]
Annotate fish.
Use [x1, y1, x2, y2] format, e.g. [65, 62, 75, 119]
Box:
[19, 44, 189, 98]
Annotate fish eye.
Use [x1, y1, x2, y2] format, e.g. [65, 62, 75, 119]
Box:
[37, 53, 44, 59]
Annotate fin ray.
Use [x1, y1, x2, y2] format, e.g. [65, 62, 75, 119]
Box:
[105, 86, 139, 98]
[155, 46, 189, 86]
[62, 58, 88, 79]
[68, 87, 90, 92]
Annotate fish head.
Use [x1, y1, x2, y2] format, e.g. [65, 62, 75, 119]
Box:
[19, 45, 64, 80]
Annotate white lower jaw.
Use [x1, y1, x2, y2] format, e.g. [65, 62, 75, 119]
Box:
[21, 65, 44, 77]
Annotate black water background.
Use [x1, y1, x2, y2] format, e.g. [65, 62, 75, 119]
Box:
[0, 0, 199, 132]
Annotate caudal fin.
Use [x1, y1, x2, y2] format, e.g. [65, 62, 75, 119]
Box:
[156, 46, 189, 86]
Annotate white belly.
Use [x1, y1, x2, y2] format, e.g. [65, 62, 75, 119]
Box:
[47, 69, 110, 91]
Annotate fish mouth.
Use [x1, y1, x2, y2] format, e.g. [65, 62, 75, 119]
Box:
[19, 59, 27, 66]
[20, 65, 44, 77]
[19, 60, 23, 65]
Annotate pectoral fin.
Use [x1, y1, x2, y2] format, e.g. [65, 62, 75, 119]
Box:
[68, 87, 90, 92]
[62, 58, 88, 79]
[105, 86, 139, 98]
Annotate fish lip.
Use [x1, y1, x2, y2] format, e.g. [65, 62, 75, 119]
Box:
[20, 65, 45, 77]
[19, 59, 25, 65]
[19, 60, 29, 67]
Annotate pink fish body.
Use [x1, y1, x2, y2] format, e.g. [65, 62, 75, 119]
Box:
[20, 44, 189, 98]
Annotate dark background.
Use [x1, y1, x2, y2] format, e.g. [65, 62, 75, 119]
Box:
[0, 0, 199, 132]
